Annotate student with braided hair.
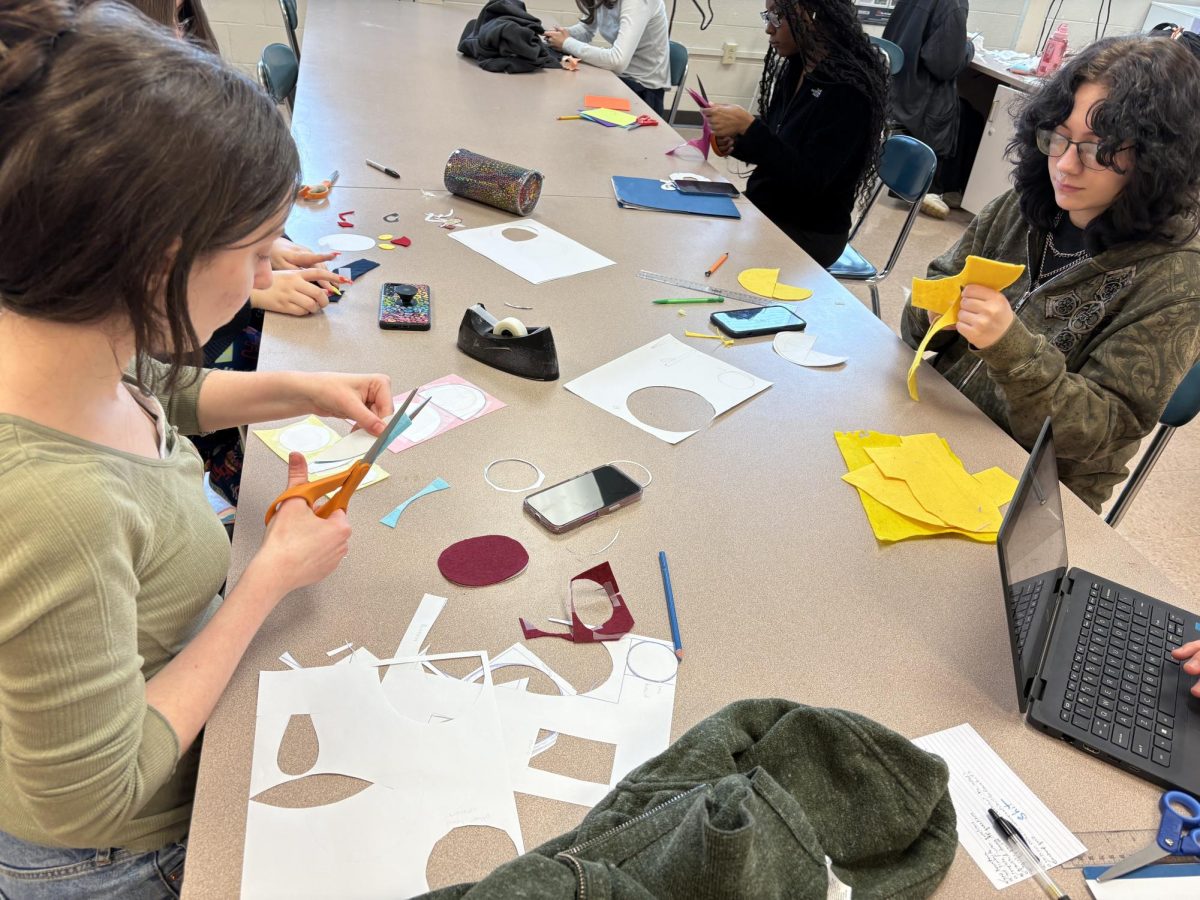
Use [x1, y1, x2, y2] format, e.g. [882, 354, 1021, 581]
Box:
[701, 0, 888, 268]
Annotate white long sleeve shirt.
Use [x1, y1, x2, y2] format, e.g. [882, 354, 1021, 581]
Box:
[562, 0, 671, 90]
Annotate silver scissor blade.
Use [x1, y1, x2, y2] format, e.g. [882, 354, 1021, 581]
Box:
[1096, 843, 1170, 882]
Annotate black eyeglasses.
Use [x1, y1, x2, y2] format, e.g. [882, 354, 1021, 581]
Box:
[1036, 128, 1132, 171]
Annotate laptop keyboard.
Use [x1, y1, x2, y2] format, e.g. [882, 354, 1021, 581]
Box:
[1010, 579, 1045, 657]
[1060, 582, 1187, 768]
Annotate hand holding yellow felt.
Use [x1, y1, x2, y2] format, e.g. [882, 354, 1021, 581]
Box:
[906, 256, 1025, 401]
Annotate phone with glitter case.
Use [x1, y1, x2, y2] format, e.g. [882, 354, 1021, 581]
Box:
[378, 283, 431, 331]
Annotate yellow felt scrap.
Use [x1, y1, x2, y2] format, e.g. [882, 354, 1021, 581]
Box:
[866, 433, 1002, 533]
[737, 267, 814, 301]
[835, 430, 1016, 543]
[906, 256, 1025, 401]
[910, 255, 1025, 314]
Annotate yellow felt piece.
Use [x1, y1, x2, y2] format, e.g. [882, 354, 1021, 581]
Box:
[911, 255, 1026, 314]
[842, 463, 949, 527]
[906, 304, 960, 401]
[866, 434, 1002, 532]
[738, 267, 814, 301]
[972, 466, 1019, 507]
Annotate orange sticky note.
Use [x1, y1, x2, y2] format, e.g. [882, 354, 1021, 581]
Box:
[584, 95, 631, 111]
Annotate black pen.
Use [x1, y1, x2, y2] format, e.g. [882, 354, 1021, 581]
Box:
[366, 159, 400, 179]
[987, 808, 1071, 899]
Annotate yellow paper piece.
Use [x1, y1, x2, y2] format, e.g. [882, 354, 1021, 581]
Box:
[911, 255, 1025, 314]
[581, 107, 638, 127]
[906, 256, 1025, 401]
[684, 329, 734, 347]
[972, 466, 1019, 507]
[738, 267, 814, 301]
[842, 463, 949, 527]
[866, 433, 1001, 533]
[253, 416, 389, 494]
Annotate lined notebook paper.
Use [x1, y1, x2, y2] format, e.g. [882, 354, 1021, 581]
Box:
[914, 723, 1086, 889]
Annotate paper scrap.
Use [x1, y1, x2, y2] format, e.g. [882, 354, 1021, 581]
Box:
[254, 416, 389, 493]
[584, 94, 631, 111]
[449, 220, 614, 285]
[326, 642, 353, 657]
[564, 335, 772, 444]
[1084, 863, 1200, 899]
[907, 256, 1025, 401]
[773, 331, 847, 368]
[738, 267, 813, 301]
[580, 107, 638, 127]
[835, 430, 1017, 543]
[380, 477, 450, 528]
[913, 723, 1085, 889]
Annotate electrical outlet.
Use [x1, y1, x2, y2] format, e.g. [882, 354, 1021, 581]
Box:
[721, 42, 737, 65]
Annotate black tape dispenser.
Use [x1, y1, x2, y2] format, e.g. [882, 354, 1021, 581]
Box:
[456, 303, 559, 381]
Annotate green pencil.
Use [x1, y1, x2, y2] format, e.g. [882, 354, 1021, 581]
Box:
[652, 297, 725, 304]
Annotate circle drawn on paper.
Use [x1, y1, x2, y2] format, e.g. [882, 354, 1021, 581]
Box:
[397, 403, 441, 444]
[279, 423, 333, 452]
[626, 641, 679, 683]
[317, 233, 376, 252]
[717, 370, 756, 390]
[422, 383, 487, 420]
[501, 226, 538, 243]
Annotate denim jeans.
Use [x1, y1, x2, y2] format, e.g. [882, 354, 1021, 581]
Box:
[0, 830, 185, 899]
[618, 75, 665, 117]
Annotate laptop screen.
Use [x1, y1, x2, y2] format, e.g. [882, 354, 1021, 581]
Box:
[996, 419, 1070, 712]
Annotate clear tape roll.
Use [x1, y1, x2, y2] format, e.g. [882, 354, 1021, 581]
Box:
[492, 317, 529, 338]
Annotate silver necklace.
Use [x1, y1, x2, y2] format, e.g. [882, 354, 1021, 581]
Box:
[1037, 212, 1090, 285]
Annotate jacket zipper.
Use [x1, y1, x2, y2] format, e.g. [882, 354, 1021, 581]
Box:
[954, 228, 1095, 394]
[556, 784, 707, 897]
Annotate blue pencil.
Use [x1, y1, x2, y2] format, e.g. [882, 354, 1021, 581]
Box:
[658, 551, 683, 661]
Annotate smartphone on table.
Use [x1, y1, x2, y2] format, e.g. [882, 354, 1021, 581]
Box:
[523, 464, 643, 534]
[710, 305, 805, 338]
[672, 179, 739, 197]
[379, 283, 431, 330]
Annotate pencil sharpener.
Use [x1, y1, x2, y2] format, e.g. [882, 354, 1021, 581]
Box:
[456, 305, 559, 381]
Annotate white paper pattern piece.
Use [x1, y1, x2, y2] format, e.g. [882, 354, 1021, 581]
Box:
[448, 220, 615, 285]
[253, 417, 388, 492]
[912, 723, 1085, 889]
[317, 233, 376, 252]
[242, 648, 522, 899]
[564, 335, 772, 443]
[773, 331, 848, 368]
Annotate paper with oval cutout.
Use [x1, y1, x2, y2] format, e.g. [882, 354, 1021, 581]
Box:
[564, 335, 772, 443]
[382, 375, 505, 454]
[738, 267, 813, 301]
[448, 220, 614, 284]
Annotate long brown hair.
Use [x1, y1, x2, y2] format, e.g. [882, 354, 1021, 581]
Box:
[122, 0, 219, 53]
[575, 0, 618, 27]
[0, 0, 298, 387]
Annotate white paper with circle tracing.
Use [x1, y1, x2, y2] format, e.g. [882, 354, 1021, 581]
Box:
[448, 221, 614, 284]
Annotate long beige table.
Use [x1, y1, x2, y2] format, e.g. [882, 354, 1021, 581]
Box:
[186, 4, 1196, 897]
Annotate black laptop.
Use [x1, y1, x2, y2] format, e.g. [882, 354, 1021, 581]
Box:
[996, 418, 1200, 794]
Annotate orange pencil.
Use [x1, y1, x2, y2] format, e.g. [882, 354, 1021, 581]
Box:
[705, 252, 729, 278]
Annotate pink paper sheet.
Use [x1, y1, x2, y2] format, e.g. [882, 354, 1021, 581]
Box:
[385, 374, 506, 453]
[665, 88, 713, 160]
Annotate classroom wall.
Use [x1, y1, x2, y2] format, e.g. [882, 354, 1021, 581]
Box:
[210, 0, 1159, 111]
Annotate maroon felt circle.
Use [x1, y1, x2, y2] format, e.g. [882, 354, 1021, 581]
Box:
[437, 535, 529, 587]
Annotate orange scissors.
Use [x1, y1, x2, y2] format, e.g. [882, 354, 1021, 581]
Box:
[299, 169, 339, 201]
[264, 388, 430, 525]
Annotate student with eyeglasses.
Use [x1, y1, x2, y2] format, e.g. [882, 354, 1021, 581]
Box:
[900, 35, 1200, 515]
[699, 0, 888, 268]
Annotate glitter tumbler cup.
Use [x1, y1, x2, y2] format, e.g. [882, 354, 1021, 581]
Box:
[443, 149, 543, 217]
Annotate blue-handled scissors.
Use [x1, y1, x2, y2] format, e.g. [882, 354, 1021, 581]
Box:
[1098, 790, 1200, 881]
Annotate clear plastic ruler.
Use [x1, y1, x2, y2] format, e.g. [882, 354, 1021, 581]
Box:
[1062, 830, 1169, 869]
[637, 270, 805, 324]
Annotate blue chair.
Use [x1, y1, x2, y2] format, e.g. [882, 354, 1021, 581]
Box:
[666, 41, 689, 125]
[869, 35, 904, 75]
[1105, 359, 1200, 527]
[827, 134, 936, 318]
[258, 43, 298, 109]
[276, 0, 301, 61]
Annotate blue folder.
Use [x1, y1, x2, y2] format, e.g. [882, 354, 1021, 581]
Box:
[611, 176, 741, 219]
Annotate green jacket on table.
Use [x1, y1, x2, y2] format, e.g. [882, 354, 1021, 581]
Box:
[424, 699, 957, 899]
[901, 189, 1200, 512]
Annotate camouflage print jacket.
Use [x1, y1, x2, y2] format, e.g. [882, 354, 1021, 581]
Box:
[902, 189, 1200, 512]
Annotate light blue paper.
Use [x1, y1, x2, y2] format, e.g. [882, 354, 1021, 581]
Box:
[380, 477, 450, 528]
